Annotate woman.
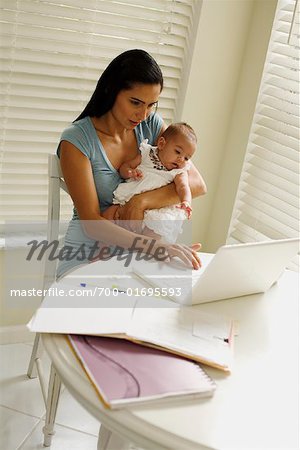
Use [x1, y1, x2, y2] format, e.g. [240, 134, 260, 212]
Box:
[57, 49, 206, 278]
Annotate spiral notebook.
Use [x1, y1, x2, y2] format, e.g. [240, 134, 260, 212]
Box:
[68, 335, 216, 409]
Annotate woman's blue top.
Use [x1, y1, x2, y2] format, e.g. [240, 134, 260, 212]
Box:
[56, 113, 163, 277]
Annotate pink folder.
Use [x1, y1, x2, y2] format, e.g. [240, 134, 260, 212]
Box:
[68, 335, 216, 409]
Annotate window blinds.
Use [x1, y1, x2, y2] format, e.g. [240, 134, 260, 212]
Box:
[227, 0, 299, 267]
[0, 0, 199, 223]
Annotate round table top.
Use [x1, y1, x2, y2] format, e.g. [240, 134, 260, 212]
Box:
[42, 268, 299, 450]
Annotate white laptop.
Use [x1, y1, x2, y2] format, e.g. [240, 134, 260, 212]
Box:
[132, 238, 299, 305]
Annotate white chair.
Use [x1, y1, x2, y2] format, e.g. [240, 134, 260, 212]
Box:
[27, 154, 67, 380]
[27, 154, 67, 445]
[27, 154, 130, 449]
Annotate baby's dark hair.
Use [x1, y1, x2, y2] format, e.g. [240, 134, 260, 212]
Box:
[161, 122, 197, 143]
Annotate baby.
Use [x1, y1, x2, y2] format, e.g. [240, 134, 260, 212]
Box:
[111, 122, 197, 243]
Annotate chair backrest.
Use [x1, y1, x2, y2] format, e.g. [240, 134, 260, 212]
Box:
[44, 154, 69, 289]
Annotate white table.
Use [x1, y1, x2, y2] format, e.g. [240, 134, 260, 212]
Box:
[42, 259, 299, 450]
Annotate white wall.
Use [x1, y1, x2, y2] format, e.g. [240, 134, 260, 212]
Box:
[181, 0, 277, 251]
[0, 246, 44, 327]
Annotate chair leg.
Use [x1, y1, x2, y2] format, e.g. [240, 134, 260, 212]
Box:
[97, 425, 112, 450]
[43, 363, 61, 447]
[27, 333, 43, 379]
[97, 424, 132, 450]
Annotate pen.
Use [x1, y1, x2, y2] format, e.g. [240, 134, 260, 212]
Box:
[214, 336, 230, 344]
[111, 284, 126, 293]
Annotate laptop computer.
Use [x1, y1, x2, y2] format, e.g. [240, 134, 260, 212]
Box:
[132, 238, 299, 305]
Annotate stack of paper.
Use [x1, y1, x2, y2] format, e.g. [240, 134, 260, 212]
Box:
[28, 281, 234, 371]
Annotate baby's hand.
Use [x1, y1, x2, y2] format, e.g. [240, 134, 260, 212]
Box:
[127, 168, 143, 180]
[176, 201, 192, 219]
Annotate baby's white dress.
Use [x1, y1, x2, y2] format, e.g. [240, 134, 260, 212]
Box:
[113, 140, 190, 243]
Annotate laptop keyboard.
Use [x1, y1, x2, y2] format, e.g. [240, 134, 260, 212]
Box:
[131, 253, 214, 303]
[132, 264, 204, 303]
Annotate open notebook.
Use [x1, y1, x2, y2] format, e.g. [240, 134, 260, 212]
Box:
[28, 286, 234, 372]
[68, 335, 216, 409]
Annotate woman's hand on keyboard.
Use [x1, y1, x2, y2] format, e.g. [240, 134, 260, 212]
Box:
[152, 241, 201, 270]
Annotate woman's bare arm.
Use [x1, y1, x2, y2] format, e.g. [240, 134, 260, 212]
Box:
[60, 141, 101, 221]
[60, 141, 140, 247]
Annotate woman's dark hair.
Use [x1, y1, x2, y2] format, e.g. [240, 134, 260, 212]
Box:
[75, 49, 163, 121]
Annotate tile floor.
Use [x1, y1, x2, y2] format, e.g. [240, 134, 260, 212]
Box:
[0, 340, 100, 449]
